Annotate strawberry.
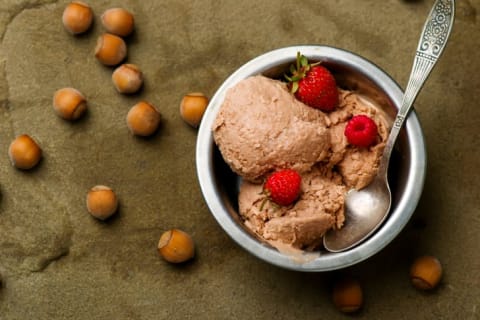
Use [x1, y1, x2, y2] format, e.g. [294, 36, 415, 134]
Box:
[285, 52, 339, 111]
[264, 169, 302, 206]
[344, 115, 378, 148]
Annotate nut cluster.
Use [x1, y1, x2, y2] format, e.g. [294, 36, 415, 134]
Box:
[91, 7, 134, 67]
[59, 3, 195, 262]
[331, 255, 444, 314]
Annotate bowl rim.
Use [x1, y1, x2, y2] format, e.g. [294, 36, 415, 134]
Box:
[196, 45, 426, 271]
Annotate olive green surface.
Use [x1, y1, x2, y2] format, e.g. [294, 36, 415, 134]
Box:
[0, 0, 478, 319]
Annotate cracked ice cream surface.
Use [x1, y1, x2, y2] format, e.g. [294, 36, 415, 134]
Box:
[212, 75, 331, 183]
[239, 166, 346, 251]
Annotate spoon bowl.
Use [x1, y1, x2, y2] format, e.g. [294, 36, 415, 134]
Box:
[323, 174, 392, 252]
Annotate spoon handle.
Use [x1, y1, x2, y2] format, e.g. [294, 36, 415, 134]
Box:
[379, 0, 455, 173]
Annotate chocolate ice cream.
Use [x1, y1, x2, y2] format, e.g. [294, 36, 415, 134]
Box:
[212, 75, 391, 252]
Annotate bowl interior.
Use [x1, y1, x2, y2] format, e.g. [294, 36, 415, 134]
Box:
[197, 46, 425, 271]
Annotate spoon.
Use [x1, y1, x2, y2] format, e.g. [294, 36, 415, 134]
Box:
[323, 0, 455, 252]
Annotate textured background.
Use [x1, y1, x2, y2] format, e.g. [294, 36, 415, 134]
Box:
[0, 0, 478, 319]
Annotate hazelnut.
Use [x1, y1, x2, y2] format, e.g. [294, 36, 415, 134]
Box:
[94, 33, 127, 66]
[101, 8, 134, 37]
[179, 92, 208, 128]
[332, 277, 363, 313]
[410, 255, 443, 290]
[158, 229, 195, 263]
[86, 185, 118, 220]
[126, 101, 161, 136]
[53, 87, 87, 120]
[112, 64, 143, 94]
[62, 1, 93, 35]
[8, 134, 42, 170]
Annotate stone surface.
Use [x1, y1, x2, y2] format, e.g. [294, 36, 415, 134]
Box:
[0, 0, 479, 319]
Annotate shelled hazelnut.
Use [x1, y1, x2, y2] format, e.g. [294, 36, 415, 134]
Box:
[179, 92, 208, 128]
[94, 33, 127, 66]
[126, 101, 161, 136]
[86, 185, 118, 220]
[62, 1, 93, 35]
[158, 229, 195, 263]
[8, 134, 42, 170]
[53, 87, 87, 120]
[101, 8, 135, 37]
[410, 255, 443, 290]
[112, 64, 143, 94]
[332, 277, 363, 313]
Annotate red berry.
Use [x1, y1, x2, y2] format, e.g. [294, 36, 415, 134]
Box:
[344, 115, 378, 148]
[285, 52, 339, 111]
[295, 65, 338, 111]
[264, 169, 302, 206]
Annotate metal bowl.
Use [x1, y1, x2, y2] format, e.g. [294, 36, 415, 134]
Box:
[196, 45, 426, 271]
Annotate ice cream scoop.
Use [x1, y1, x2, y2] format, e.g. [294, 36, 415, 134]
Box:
[323, 0, 455, 252]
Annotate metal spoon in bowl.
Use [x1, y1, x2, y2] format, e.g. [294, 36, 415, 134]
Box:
[323, 0, 455, 252]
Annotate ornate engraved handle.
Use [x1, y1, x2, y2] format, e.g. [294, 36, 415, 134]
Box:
[379, 0, 455, 174]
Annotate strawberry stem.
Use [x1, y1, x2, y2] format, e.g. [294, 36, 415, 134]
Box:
[284, 51, 321, 94]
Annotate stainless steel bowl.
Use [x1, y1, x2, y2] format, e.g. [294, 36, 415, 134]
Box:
[196, 45, 426, 271]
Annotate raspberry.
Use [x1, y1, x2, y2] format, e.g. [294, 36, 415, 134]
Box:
[264, 169, 302, 206]
[344, 115, 378, 148]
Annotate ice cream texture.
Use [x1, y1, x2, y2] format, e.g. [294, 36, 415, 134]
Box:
[212, 75, 391, 251]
